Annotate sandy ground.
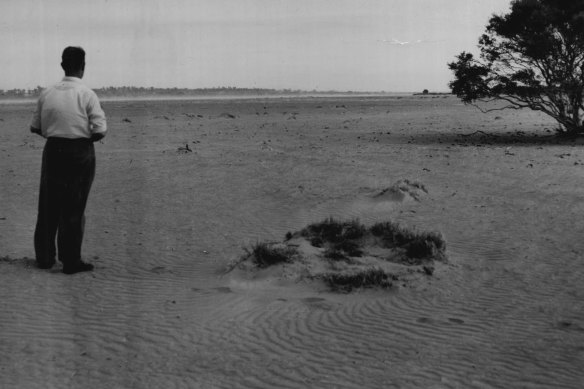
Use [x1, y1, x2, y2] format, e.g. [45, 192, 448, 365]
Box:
[1, 95, 584, 388]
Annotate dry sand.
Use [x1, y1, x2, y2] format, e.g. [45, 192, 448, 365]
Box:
[1, 95, 584, 388]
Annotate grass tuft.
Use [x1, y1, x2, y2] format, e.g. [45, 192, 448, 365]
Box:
[234, 218, 446, 292]
[244, 242, 297, 268]
[301, 217, 366, 258]
[321, 267, 397, 292]
[371, 221, 413, 245]
[405, 231, 446, 260]
[302, 218, 446, 264]
[370, 221, 446, 262]
[301, 217, 366, 244]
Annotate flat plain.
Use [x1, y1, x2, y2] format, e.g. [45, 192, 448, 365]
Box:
[1, 95, 583, 388]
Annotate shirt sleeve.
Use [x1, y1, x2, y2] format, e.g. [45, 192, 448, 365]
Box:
[30, 97, 42, 130]
[87, 92, 107, 135]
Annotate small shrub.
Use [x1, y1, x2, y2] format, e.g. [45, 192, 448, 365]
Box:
[425, 231, 446, 251]
[370, 221, 393, 237]
[370, 221, 403, 237]
[245, 242, 296, 268]
[370, 221, 409, 246]
[310, 236, 324, 247]
[302, 218, 366, 259]
[406, 231, 446, 260]
[321, 267, 397, 292]
[324, 248, 349, 261]
[302, 217, 344, 243]
[370, 222, 446, 261]
[393, 227, 417, 246]
[406, 239, 432, 258]
[302, 217, 366, 244]
[342, 219, 367, 241]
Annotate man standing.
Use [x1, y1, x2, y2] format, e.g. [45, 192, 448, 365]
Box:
[30, 46, 107, 274]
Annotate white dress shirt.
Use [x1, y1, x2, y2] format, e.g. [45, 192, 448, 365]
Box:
[31, 77, 107, 139]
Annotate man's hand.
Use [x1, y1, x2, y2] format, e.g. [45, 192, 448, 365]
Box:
[30, 126, 42, 136]
[90, 133, 105, 143]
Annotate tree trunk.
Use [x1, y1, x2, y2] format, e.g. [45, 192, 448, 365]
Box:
[560, 121, 584, 135]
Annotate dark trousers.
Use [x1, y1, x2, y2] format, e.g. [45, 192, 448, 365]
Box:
[34, 137, 96, 267]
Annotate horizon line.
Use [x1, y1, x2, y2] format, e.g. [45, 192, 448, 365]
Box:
[0, 85, 452, 95]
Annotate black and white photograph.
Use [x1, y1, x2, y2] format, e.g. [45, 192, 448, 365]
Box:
[1, 0, 583, 387]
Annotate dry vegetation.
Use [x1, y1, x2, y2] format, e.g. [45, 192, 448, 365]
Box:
[231, 217, 446, 292]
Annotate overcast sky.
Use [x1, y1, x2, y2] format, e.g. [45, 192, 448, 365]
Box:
[1, 0, 512, 92]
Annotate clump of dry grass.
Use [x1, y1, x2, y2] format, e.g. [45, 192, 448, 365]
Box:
[242, 242, 297, 268]
[370, 221, 446, 263]
[300, 218, 446, 264]
[232, 218, 446, 292]
[300, 217, 366, 259]
[301, 217, 365, 245]
[320, 267, 398, 293]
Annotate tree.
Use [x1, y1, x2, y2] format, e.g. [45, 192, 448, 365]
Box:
[449, 0, 584, 135]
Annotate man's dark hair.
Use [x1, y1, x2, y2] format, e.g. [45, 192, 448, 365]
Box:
[61, 46, 85, 72]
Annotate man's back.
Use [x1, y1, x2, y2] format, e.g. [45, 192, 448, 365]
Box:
[32, 77, 106, 139]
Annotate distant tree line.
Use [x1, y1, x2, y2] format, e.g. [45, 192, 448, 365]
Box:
[0, 86, 45, 98]
[0, 86, 374, 99]
[93, 86, 311, 97]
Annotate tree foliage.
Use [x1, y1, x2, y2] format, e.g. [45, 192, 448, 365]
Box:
[449, 0, 584, 135]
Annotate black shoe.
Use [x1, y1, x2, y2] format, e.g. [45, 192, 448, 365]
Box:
[37, 261, 55, 269]
[62, 261, 94, 275]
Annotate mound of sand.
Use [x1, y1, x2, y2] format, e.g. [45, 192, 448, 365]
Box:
[228, 218, 446, 292]
[372, 179, 428, 202]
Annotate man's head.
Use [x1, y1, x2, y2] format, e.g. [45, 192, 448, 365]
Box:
[61, 46, 85, 78]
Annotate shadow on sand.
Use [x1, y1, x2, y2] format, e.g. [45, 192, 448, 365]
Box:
[0, 256, 38, 269]
[394, 130, 584, 147]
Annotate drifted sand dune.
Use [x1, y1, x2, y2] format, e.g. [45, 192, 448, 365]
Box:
[1, 96, 584, 388]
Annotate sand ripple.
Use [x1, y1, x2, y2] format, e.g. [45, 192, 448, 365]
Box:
[2, 98, 584, 388]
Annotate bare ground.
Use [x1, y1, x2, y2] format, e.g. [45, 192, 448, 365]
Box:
[1, 95, 584, 388]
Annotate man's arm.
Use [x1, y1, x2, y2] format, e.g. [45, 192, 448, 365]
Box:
[30, 126, 42, 136]
[30, 96, 43, 137]
[87, 92, 107, 142]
